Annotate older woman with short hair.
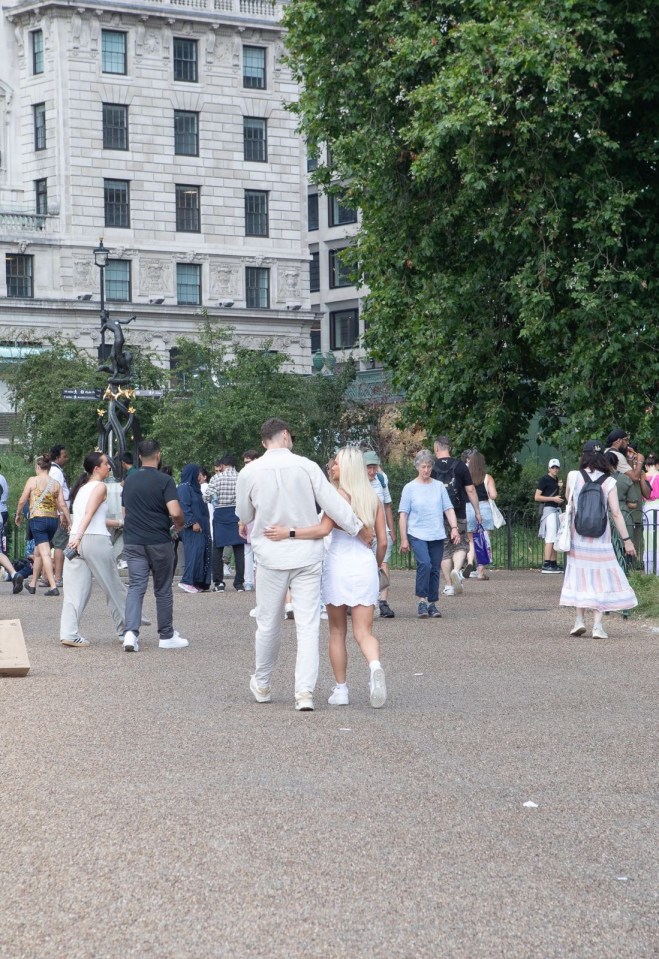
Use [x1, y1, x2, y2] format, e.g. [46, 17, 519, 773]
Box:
[399, 450, 461, 618]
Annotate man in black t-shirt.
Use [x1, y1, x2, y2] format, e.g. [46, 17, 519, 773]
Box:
[122, 439, 186, 652]
[432, 436, 482, 596]
[534, 458, 564, 573]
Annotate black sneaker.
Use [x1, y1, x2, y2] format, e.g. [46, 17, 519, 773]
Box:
[212, 583, 225, 592]
[427, 603, 442, 618]
[417, 601, 429, 618]
[551, 561, 564, 573]
[379, 601, 395, 618]
[12, 573, 24, 594]
[541, 562, 554, 574]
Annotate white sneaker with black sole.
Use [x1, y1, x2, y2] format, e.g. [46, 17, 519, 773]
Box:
[123, 630, 139, 652]
[295, 693, 314, 711]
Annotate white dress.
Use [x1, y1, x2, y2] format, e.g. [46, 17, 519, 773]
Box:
[322, 528, 379, 608]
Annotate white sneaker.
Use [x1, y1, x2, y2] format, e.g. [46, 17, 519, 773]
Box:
[178, 583, 199, 593]
[570, 620, 586, 636]
[223, 564, 232, 577]
[592, 624, 608, 640]
[61, 635, 90, 648]
[328, 685, 349, 706]
[123, 630, 139, 653]
[249, 674, 271, 703]
[244, 584, 254, 591]
[442, 585, 455, 596]
[284, 603, 294, 620]
[450, 570, 463, 594]
[117, 560, 128, 570]
[295, 692, 314, 711]
[159, 631, 189, 649]
[249, 607, 258, 618]
[369, 666, 387, 708]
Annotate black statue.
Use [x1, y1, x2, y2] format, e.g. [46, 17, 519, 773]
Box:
[97, 314, 135, 384]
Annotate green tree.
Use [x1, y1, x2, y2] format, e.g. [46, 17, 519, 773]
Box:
[285, 0, 659, 463]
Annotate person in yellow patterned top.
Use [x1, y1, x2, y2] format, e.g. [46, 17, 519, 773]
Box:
[15, 453, 70, 596]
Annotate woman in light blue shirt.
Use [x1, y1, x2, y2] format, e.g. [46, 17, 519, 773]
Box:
[399, 450, 461, 618]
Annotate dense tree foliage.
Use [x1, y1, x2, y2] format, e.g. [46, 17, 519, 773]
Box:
[285, 0, 658, 461]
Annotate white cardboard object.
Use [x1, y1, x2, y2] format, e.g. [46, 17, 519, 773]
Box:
[0, 619, 30, 677]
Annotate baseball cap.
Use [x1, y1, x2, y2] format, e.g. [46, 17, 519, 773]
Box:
[605, 428, 628, 446]
[548, 458, 560, 469]
[363, 451, 380, 466]
[582, 440, 604, 453]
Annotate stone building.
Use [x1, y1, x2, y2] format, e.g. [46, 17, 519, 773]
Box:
[0, 0, 313, 414]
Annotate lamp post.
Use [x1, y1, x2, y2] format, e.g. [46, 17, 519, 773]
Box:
[93, 237, 109, 349]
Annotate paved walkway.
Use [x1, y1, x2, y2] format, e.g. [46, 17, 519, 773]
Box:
[0, 571, 656, 959]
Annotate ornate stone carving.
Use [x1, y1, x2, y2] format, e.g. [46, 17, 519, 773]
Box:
[210, 263, 241, 297]
[278, 266, 301, 301]
[74, 257, 95, 288]
[140, 258, 172, 295]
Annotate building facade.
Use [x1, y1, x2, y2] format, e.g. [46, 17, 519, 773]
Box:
[0, 0, 314, 407]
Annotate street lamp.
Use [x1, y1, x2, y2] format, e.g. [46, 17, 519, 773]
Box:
[93, 238, 109, 323]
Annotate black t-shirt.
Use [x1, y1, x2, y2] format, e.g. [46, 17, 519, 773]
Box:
[536, 474, 561, 509]
[122, 467, 179, 545]
[431, 457, 473, 519]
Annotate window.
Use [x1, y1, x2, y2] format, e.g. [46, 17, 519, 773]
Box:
[104, 179, 130, 228]
[243, 46, 266, 89]
[102, 30, 127, 74]
[308, 193, 319, 231]
[33, 103, 46, 151]
[103, 104, 128, 150]
[176, 185, 200, 232]
[31, 30, 44, 75]
[35, 179, 47, 215]
[309, 252, 320, 293]
[310, 328, 321, 354]
[174, 111, 199, 156]
[245, 267, 269, 309]
[105, 260, 131, 301]
[307, 153, 318, 173]
[6, 254, 34, 298]
[177, 263, 201, 305]
[174, 38, 198, 82]
[329, 249, 352, 288]
[330, 308, 359, 350]
[328, 193, 357, 227]
[243, 117, 267, 162]
[245, 190, 268, 237]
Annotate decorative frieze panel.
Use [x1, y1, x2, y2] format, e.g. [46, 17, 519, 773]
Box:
[139, 258, 173, 295]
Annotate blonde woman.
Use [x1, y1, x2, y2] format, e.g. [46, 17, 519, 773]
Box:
[264, 447, 388, 708]
[15, 453, 70, 595]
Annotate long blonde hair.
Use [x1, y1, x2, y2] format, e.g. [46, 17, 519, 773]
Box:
[336, 447, 378, 526]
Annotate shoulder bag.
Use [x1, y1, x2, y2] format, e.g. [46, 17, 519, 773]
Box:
[485, 477, 506, 529]
[555, 481, 574, 553]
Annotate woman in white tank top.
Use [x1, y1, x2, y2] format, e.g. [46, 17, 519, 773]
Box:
[59, 452, 132, 648]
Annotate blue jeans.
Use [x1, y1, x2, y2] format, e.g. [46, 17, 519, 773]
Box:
[408, 535, 444, 602]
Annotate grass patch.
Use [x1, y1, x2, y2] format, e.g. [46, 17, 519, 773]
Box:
[628, 572, 659, 620]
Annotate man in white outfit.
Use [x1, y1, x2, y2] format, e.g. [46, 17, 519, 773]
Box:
[236, 418, 370, 712]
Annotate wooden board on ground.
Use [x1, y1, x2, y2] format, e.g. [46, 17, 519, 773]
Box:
[0, 619, 30, 676]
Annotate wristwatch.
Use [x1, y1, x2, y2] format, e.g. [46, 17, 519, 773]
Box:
[289, 529, 296, 538]
[622, 536, 631, 542]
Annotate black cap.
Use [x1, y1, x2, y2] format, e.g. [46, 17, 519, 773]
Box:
[605, 428, 628, 446]
[582, 440, 604, 453]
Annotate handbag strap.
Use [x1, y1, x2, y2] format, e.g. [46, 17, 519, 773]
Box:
[30, 477, 56, 516]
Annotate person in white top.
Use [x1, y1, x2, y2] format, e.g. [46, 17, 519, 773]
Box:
[49, 444, 70, 586]
[59, 451, 130, 648]
[236, 418, 373, 712]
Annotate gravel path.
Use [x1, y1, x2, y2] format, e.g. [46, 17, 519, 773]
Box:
[1, 571, 656, 958]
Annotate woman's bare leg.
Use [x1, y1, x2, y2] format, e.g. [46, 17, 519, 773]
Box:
[39, 543, 56, 588]
[327, 604, 348, 683]
[350, 605, 380, 664]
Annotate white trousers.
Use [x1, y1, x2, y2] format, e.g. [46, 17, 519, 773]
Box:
[254, 562, 322, 696]
[60, 534, 127, 642]
[244, 543, 255, 587]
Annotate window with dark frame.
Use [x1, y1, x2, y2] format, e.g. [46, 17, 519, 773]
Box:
[102, 103, 129, 150]
[33, 103, 46, 151]
[309, 252, 320, 293]
[174, 37, 198, 82]
[174, 110, 199, 156]
[245, 266, 269, 309]
[243, 46, 266, 89]
[35, 178, 47, 215]
[176, 185, 201, 233]
[307, 193, 319, 231]
[102, 30, 127, 74]
[104, 179, 130, 228]
[243, 117, 267, 162]
[6, 254, 34, 298]
[176, 263, 201, 305]
[310, 328, 321, 354]
[328, 193, 358, 227]
[329, 308, 359, 351]
[244, 190, 268, 237]
[31, 30, 44, 75]
[329, 248, 352, 289]
[105, 260, 131, 301]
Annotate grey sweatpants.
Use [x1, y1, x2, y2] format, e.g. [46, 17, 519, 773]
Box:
[60, 534, 127, 642]
[124, 542, 175, 640]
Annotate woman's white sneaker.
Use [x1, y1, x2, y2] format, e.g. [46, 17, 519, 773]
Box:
[369, 667, 387, 708]
[328, 685, 349, 706]
[570, 620, 586, 636]
[592, 624, 608, 640]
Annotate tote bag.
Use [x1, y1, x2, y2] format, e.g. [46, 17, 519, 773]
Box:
[555, 484, 574, 553]
[485, 477, 506, 529]
[473, 523, 492, 566]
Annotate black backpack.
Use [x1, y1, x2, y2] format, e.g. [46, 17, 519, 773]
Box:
[574, 470, 608, 538]
[432, 458, 461, 511]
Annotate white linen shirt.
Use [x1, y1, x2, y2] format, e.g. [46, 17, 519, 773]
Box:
[236, 448, 363, 570]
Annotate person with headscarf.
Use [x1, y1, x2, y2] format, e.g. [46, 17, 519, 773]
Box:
[177, 463, 212, 593]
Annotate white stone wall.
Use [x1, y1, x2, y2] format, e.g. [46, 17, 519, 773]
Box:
[0, 0, 314, 371]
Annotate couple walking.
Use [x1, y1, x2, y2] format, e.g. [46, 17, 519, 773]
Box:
[236, 418, 387, 712]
